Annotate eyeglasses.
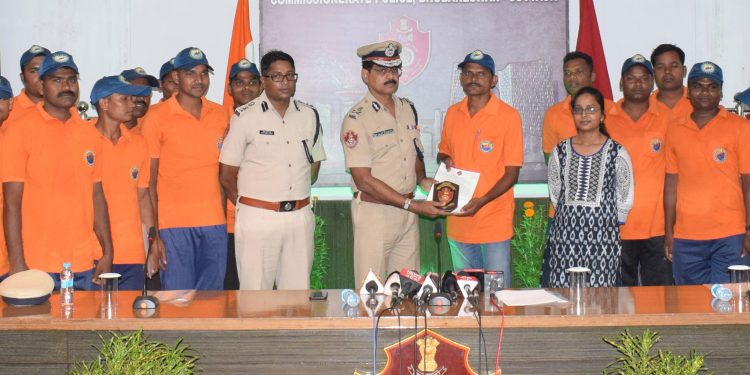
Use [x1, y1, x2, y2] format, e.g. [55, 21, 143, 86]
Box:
[572, 106, 601, 115]
[230, 78, 260, 88]
[263, 72, 299, 82]
[372, 67, 402, 76]
[460, 70, 492, 80]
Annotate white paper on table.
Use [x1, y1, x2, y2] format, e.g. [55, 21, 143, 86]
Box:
[494, 289, 567, 306]
[426, 163, 480, 212]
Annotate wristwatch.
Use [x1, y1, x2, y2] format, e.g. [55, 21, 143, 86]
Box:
[403, 198, 412, 210]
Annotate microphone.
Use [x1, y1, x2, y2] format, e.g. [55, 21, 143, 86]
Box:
[358, 269, 384, 296]
[133, 227, 159, 312]
[456, 273, 479, 299]
[383, 271, 401, 296]
[462, 269, 486, 293]
[77, 101, 90, 120]
[398, 268, 424, 299]
[416, 272, 439, 305]
[365, 280, 378, 309]
[441, 271, 459, 301]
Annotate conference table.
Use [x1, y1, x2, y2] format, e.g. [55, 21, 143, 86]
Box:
[0, 285, 749, 374]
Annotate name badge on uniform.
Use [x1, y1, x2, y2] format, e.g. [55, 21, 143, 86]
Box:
[406, 124, 419, 130]
[373, 129, 394, 138]
[259, 130, 275, 135]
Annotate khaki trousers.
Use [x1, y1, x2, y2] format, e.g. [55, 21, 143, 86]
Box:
[352, 198, 420, 287]
[235, 203, 314, 290]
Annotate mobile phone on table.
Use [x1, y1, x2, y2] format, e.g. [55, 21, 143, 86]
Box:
[309, 290, 328, 301]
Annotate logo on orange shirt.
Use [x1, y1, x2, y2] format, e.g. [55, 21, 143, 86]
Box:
[479, 140, 493, 153]
[343, 130, 358, 148]
[84, 150, 95, 166]
[713, 147, 727, 163]
[130, 166, 140, 181]
[650, 138, 663, 153]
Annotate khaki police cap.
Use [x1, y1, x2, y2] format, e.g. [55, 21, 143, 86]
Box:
[0, 269, 55, 306]
[357, 40, 402, 67]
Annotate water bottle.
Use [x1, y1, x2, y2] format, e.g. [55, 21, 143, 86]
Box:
[341, 289, 360, 308]
[60, 262, 74, 306]
[711, 284, 732, 302]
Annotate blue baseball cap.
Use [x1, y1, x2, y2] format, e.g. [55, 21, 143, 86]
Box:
[120, 67, 160, 88]
[458, 50, 495, 74]
[0, 76, 13, 100]
[229, 58, 260, 80]
[19, 45, 51, 71]
[39, 51, 79, 79]
[173, 47, 213, 71]
[159, 58, 175, 80]
[621, 54, 653, 75]
[688, 61, 723, 86]
[90, 75, 152, 105]
[735, 87, 750, 106]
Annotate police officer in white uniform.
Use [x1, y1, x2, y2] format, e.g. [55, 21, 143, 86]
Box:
[219, 50, 325, 290]
[341, 41, 446, 286]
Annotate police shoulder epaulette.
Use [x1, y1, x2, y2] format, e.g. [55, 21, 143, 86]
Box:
[400, 97, 415, 106]
[347, 105, 364, 120]
[294, 99, 315, 111]
[233, 101, 256, 117]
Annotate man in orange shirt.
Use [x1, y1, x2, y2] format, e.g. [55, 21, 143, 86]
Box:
[665, 62, 750, 284]
[0, 76, 14, 280]
[650, 44, 691, 118]
[7, 45, 50, 122]
[91, 75, 159, 290]
[2, 51, 114, 290]
[142, 47, 228, 290]
[120, 67, 159, 135]
[159, 59, 178, 102]
[437, 50, 523, 284]
[607, 55, 673, 286]
[223, 58, 263, 290]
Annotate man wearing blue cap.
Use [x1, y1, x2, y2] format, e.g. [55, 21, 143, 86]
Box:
[120, 67, 158, 135]
[91, 76, 159, 290]
[664, 61, 750, 284]
[142, 47, 229, 290]
[8, 45, 50, 122]
[159, 59, 178, 102]
[437, 50, 523, 282]
[223, 58, 263, 290]
[342, 41, 445, 285]
[2, 51, 115, 289]
[607, 54, 673, 286]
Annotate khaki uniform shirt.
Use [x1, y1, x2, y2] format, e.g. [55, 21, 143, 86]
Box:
[220, 91, 326, 202]
[341, 92, 423, 195]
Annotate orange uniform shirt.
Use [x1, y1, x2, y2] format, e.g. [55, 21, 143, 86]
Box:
[438, 95, 523, 243]
[6, 89, 37, 123]
[541, 95, 614, 216]
[665, 108, 750, 240]
[650, 88, 692, 119]
[0, 129, 8, 275]
[607, 100, 670, 239]
[141, 96, 227, 229]
[99, 124, 151, 264]
[2, 103, 103, 273]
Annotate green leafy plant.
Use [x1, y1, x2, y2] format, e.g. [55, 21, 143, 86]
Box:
[69, 330, 199, 375]
[310, 212, 329, 290]
[511, 201, 547, 288]
[603, 329, 712, 375]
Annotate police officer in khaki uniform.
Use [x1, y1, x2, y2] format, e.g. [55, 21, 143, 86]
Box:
[219, 50, 325, 290]
[342, 41, 446, 286]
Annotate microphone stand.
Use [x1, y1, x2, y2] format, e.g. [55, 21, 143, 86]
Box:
[133, 227, 159, 312]
[434, 221, 442, 274]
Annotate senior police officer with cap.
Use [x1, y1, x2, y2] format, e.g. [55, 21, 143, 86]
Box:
[342, 40, 446, 286]
[8, 45, 51, 122]
[219, 50, 325, 290]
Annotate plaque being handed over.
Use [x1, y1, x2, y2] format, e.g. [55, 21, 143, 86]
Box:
[426, 163, 480, 214]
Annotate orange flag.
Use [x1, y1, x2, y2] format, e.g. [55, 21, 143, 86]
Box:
[223, 0, 252, 107]
[575, 0, 612, 100]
